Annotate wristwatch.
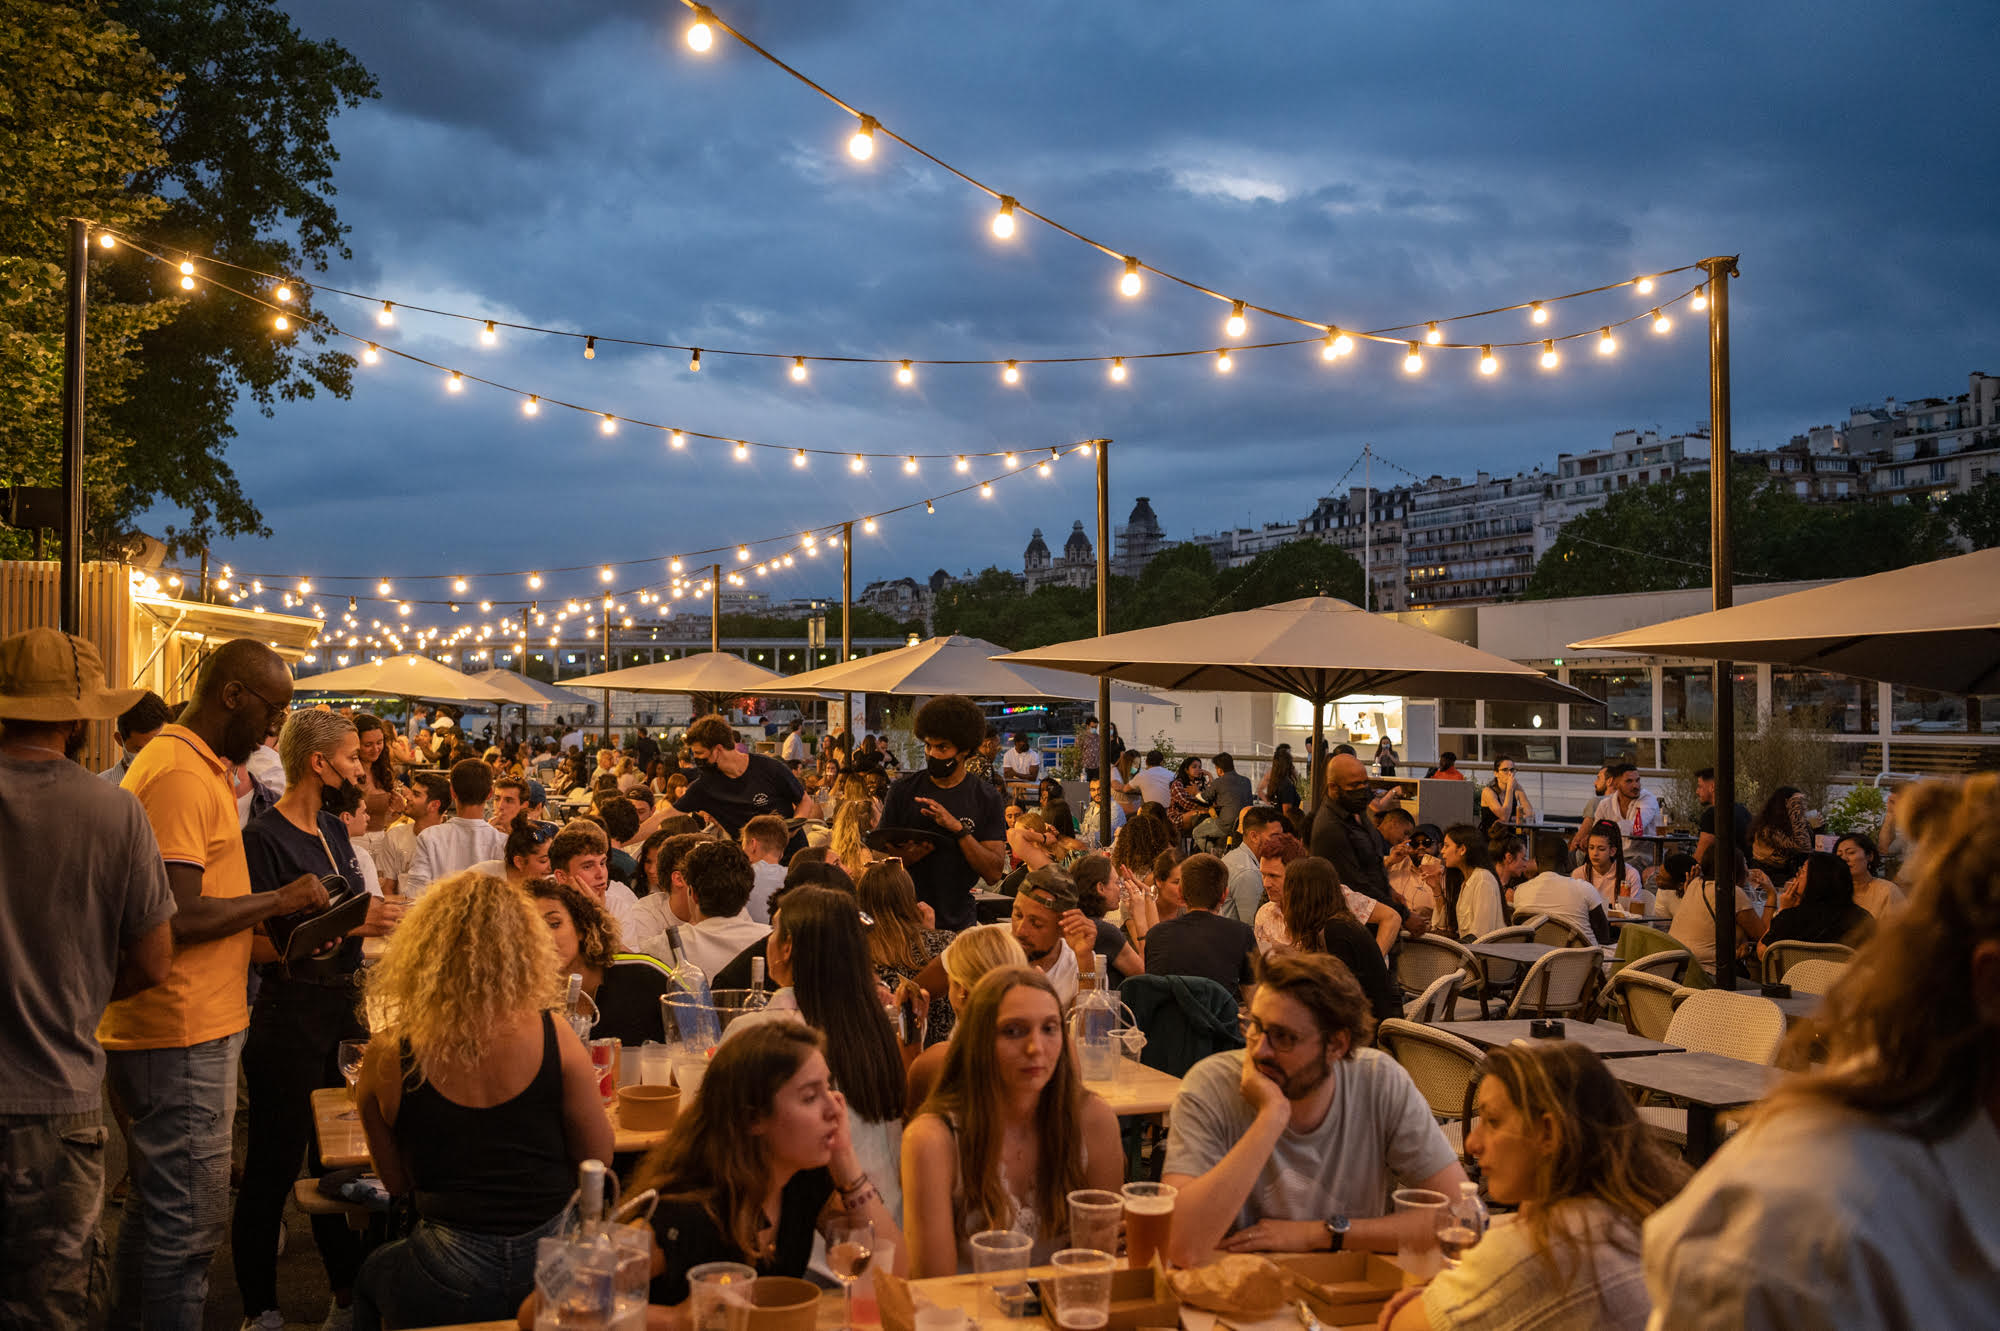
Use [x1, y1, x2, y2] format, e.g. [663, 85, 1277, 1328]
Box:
[1324, 1214, 1349, 1252]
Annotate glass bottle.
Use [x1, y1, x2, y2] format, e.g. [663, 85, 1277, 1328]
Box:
[1073, 957, 1119, 1083]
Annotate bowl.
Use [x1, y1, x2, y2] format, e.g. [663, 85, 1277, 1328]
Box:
[739, 1276, 820, 1331]
[616, 1083, 681, 1132]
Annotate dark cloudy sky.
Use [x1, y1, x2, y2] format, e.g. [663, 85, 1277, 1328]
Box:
[181, 0, 1998, 628]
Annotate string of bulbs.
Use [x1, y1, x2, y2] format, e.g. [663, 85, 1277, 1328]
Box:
[100, 224, 1707, 389]
[674, 2, 1711, 356]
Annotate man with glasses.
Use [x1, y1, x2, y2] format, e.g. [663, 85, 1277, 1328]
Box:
[1161, 953, 1465, 1265]
[99, 639, 330, 1331]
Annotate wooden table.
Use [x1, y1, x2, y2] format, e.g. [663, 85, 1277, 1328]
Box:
[1607, 1052, 1781, 1164]
[889, 1266, 1379, 1331]
[1084, 1060, 1182, 1118]
[312, 1085, 671, 1169]
[1431, 1020, 1682, 1058]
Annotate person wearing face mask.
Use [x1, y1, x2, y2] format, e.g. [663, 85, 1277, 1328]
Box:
[235, 709, 403, 1331]
[1307, 753, 1409, 925]
[672, 713, 804, 839]
[877, 695, 1008, 931]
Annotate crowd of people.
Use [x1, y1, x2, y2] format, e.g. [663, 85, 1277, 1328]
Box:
[4, 622, 1993, 1331]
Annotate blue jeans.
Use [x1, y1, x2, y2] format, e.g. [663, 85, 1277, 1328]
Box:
[0, 1109, 110, 1331]
[352, 1212, 566, 1331]
[105, 1030, 245, 1331]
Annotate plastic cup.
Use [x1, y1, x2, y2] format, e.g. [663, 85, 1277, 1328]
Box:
[1067, 1189, 1123, 1255]
[912, 1292, 965, 1331]
[1392, 1188, 1450, 1281]
[1048, 1249, 1115, 1331]
[968, 1229, 1033, 1320]
[673, 1052, 707, 1100]
[1120, 1182, 1176, 1270]
[686, 1261, 755, 1331]
[637, 1042, 674, 1086]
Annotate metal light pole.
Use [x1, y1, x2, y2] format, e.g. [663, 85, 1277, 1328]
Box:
[601, 609, 612, 746]
[1704, 256, 1742, 991]
[841, 521, 854, 743]
[59, 219, 88, 632]
[1095, 439, 1113, 849]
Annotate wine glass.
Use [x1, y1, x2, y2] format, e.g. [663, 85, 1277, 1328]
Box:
[336, 1040, 367, 1120]
[826, 1217, 874, 1331]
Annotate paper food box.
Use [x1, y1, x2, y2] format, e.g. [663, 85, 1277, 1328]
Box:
[1270, 1252, 1406, 1322]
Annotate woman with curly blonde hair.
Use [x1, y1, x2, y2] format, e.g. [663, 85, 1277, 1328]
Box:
[829, 796, 875, 883]
[351, 872, 613, 1331]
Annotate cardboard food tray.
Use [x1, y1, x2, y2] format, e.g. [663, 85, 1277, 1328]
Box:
[877, 1264, 1178, 1331]
[1173, 1254, 1404, 1331]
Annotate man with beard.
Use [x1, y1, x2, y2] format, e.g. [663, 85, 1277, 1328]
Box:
[234, 710, 403, 1329]
[878, 695, 1008, 930]
[0, 630, 176, 1331]
[99, 639, 331, 1331]
[1160, 953, 1464, 1265]
[1007, 869, 1104, 1007]
[1308, 753, 1409, 925]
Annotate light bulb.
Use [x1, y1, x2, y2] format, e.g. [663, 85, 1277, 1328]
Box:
[275, 285, 293, 302]
[298, 579, 313, 594]
[447, 371, 463, 392]
[362, 343, 379, 364]
[600, 566, 614, 583]
[273, 314, 289, 331]
[1215, 349, 1233, 374]
[1004, 452, 1017, 468]
[790, 357, 807, 382]
[479, 601, 491, 612]
[794, 449, 807, 468]
[179, 258, 194, 275]
[523, 395, 539, 415]
[1636, 275, 1656, 294]
[1479, 346, 1498, 375]
[848, 115, 876, 160]
[980, 482, 993, 497]
[377, 301, 394, 326]
[98, 233, 115, 249]
[850, 454, 865, 472]
[1077, 442, 1093, 456]
[925, 500, 935, 514]
[1598, 327, 1617, 356]
[904, 456, 918, 474]
[1651, 308, 1671, 334]
[737, 546, 750, 562]
[1225, 301, 1247, 339]
[955, 454, 969, 472]
[1403, 342, 1423, 374]
[689, 348, 702, 373]
[398, 603, 411, 616]
[1691, 284, 1709, 312]
[583, 336, 595, 360]
[734, 441, 749, 461]
[480, 320, 497, 345]
[600, 414, 616, 434]
[863, 517, 877, 533]
[1109, 357, 1127, 382]
[1530, 302, 1548, 325]
[1002, 360, 1020, 385]
[991, 196, 1016, 239]
[453, 577, 467, 593]
[528, 573, 543, 589]
[1119, 256, 1142, 297]
[1425, 322, 1442, 345]
[670, 430, 685, 449]
[670, 559, 683, 573]
[1325, 329, 1353, 359]
[377, 580, 392, 596]
[179, 273, 194, 290]
[1540, 340, 1559, 370]
[686, 7, 714, 51]
[897, 360, 914, 386]
[1038, 461, 1052, 476]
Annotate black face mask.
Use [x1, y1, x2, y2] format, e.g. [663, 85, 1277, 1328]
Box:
[1336, 785, 1376, 814]
[321, 776, 364, 817]
[925, 754, 959, 781]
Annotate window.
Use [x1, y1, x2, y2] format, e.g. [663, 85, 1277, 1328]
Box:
[1772, 670, 1871, 733]
[1484, 734, 1558, 765]
[1567, 736, 1651, 768]
[1568, 668, 1653, 732]
[1662, 666, 1755, 728]
[1486, 694, 1557, 730]
[1890, 688, 2000, 734]
[1439, 699, 1476, 729]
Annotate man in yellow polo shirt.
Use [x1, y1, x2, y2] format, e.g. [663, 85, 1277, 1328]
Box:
[100, 640, 328, 1331]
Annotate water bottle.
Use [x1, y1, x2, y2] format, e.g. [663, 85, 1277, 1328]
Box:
[1073, 959, 1119, 1083]
[1438, 1180, 1488, 1263]
[663, 927, 719, 1049]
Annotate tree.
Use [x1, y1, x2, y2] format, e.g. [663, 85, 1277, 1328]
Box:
[0, 1, 178, 559]
[1942, 474, 2000, 550]
[99, 0, 378, 554]
[1215, 539, 1365, 610]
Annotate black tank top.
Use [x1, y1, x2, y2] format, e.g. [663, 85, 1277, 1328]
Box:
[397, 1010, 575, 1234]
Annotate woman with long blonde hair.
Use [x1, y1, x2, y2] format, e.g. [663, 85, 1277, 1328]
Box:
[901, 967, 1122, 1276]
[1378, 1041, 1688, 1329]
[829, 797, 875, 882]
[351, 872, 612, 1331]
[900, 926, 1029, 1116]
[1643, 774, 2000, 1326]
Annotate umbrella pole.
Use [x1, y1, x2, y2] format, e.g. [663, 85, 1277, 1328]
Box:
[1705, 255, 1742, 991]
[842, 522, 854, 744]
[1310, 691, 1325, 816]
[1096, 439, 1112, 850]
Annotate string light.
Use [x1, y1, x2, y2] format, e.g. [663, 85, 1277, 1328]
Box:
[98, 233, 116, 249]
[362, 343, 379, 364]
[528, 573, 543, 589]
[179, 268, 195, 291]
[897, 360, 914, 386]
[480, 601, 492, 612]
[669, 559, 683, 573]
[670, 430, 685, 448]
[453, 577, 468, 593]
[848, 115, 877, 160]
[524, 395, 539, 415]
[794, 449, 808, 467]
[599, 566, 615, 582]
[275, 285, 293, 302]
[1424, 321, 1442, 346]
[1691, 284, 1709, 312]
[686, 4, 714, 50]
[903, 456, 918, 474]
[1225, 302, 1247, 339]
[862, 517, 877, 533]
[1651, 308, 1672, 334]
[850, 454, 865, 472]
[600, 414, 616, 434]
[1002, 360, 1020, 385]
[734, 441, 750, 461]
[980, 482, 993, 498]
[925, 500, 935, 514]
[1636, 275, 1656, 295]
[737, 546, 751, 561]
[1037, 459, 1051, 476]
[690, 348, 702, 372]
[1214, 349, 1233, 374]
[481, 320, 497, 345]
[955, 454, 969, 472]
[377, 580, 392, 596]
[1597, 327, 1617, 356]
[1479, 346, 1498, 375]
[1529, 302, 1548, 325]
[1109, 357, 1127, 382]
[1003, 452, 1017, 467]
[584, 336, 596, 360]
[1540, 340, 1559, 370]
[447, 371, 463, 392]
[1403, 343, 1423, 374]
[1325, 329, 1353, 359]
[377, 301, 394, 326]
[791, 356, 807, 382]
[1120, 257, 1142, 297]
[273, 313, 289, 331]
[991, 196, 1016, 239]
[298, 579, 313, 594]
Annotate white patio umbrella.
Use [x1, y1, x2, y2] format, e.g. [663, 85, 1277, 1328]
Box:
[766, 634, 1167, 703]
[292, 653, 516, 703]
[469, 669, 593, 737]
[1569, 547, 2000, 695]
[563, 650, 791, 717]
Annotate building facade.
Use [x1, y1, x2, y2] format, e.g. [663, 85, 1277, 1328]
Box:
[1024, 521, 1096, 592]
[1404, 469, 1557, 609]
[1303, 484, 1411, 611]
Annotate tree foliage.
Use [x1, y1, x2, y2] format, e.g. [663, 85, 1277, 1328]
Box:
[1942, 474, 2000, 550]
[1525, 467, 1955, 600]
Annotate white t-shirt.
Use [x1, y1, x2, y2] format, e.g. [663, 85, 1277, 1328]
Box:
[1039, 942, 1080, 1008]
[1588, 790, 1662, 854]
[1130, 765, 1175, 808]
[405, 816, 507, 896]
[746, 860, 785, 925]
[1513, 871, 1605, 942]
[678, 910, 770, 980]
[1668, 879, 1753, 971]
[1456, 868, 1507, 939]
[1002, 748, 1041, 780]
[1425, 1201, 1651, 1331]
[350, 841, 383, 897]
[1852, 877, 1905, 920]
[1162, 1049, 1458, 1231]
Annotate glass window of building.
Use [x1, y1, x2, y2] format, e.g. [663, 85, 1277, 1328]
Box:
[1567, 736, 1652, 768]
[1568, 668, 1652, 732]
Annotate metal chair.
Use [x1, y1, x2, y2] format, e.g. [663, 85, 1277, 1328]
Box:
[1605, 969, 1683, 1042]
[1663, 989, 1788, 1065]
[1404, 971, 1463, 1025]
[1762, 941, 1855, 984]
[1622, 948, 1691, 986]
[1780, 958, 1847, 996]
[1505, 947, 1602, 1019]
[1395, 933, 1479, 999]
[1376, 1018, 1483, 1166]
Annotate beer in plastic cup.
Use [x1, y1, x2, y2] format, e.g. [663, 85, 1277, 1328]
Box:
[1120, 1182, 1176, 1269]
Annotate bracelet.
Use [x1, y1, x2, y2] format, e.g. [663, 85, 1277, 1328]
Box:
[842, 1182, 879, 1210]
[834, 1171, 871, 1195]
